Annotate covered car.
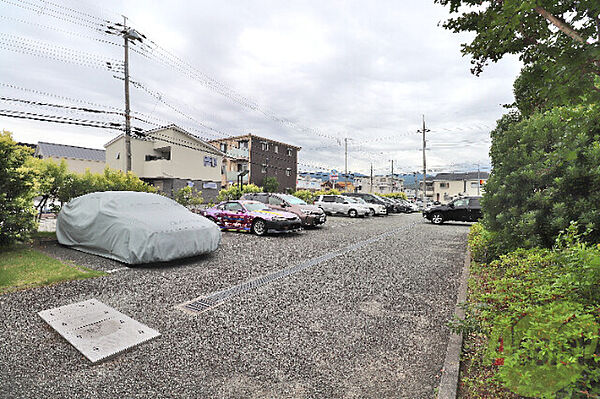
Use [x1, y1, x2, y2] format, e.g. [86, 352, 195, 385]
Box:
[56, 191, 221, 264]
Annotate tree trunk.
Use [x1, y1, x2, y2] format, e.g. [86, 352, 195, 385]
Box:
[533, 7, 585, 44]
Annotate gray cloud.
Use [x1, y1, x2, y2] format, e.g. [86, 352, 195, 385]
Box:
[0, 0, 521, 175]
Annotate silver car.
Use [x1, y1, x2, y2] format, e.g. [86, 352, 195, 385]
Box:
[314, 194, 370, 217]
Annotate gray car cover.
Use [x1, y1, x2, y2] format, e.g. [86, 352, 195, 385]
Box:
[56, 191, 221, 264]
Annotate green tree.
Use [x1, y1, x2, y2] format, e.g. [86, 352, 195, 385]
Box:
[262, 176, 279, 193]
[380, 192, 407, 200]
[174, 186, 203, 208]
[0, 131, 37, 245]
[435, 0, 600, 111]
[27, 157, 70, 219]
[482, 104, 600, 250]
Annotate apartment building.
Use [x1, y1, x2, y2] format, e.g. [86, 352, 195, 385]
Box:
[209, 134, 300, 192]
[429, 171, 490, 202]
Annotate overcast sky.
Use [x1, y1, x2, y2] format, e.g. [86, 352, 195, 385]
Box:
[0, 0, 521, 175]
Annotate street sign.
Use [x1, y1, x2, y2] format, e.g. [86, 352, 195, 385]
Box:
[330, 170, 338, 181]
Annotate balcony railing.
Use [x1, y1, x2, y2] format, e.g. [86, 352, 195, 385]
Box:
[226, 171, 249, 183]
[226, 147, 249, 159]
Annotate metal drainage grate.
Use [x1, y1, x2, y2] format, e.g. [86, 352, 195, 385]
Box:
[179, 221, 419, 315]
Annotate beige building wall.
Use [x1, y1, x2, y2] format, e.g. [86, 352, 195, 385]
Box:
[46, 156, 105, 174]
[433, 179, 485, 202]
[104, 129, 223, 181]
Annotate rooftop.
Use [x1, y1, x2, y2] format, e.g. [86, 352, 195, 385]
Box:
[209, 133, 302, 150]
[36, 142, 105, 162]
[433, 171, 490, 181]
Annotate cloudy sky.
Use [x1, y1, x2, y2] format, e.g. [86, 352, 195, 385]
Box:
[0, 0, 521, 175]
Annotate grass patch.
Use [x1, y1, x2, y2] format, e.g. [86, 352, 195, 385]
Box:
[0, 246, 105, 294]
[33, 231, 57, 240]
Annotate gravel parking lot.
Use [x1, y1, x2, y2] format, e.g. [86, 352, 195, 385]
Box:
[0, 213, 468, 399]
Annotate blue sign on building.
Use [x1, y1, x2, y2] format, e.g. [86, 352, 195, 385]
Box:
[203, 156, 217, 167]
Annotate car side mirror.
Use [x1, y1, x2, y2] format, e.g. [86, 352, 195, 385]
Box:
[280, 202, 287, 207]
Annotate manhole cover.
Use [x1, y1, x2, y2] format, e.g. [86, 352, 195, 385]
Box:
[38, 299, 160, 364]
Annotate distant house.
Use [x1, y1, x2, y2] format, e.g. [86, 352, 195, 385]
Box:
[296, 175, 322, 191]
[104, 125, 225, 200]
[354, 175, 403, 194]
[430, 171, 490, 202]
[34, 141, 106, 174]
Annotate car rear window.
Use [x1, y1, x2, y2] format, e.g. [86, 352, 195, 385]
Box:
[322, 196, 335, 202]
[469, 198, 480, 206]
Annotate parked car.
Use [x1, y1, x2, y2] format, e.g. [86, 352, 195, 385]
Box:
[241, 192, 326, 227]
[387, 198, 412, 213]
[376, 195, 404, 213]
[314, 194, 369, 217]
[56, 191, 221, 264]
[348, 196, 387, 216]
[200, 200, 302, 235]
[423, 196, 482, 224]
[343, 193, 390, 215]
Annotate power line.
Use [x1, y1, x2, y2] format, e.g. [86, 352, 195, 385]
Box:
[0, 15, 122, 47]
[0, 109, 125, 130]
[0, 97, 123, 116]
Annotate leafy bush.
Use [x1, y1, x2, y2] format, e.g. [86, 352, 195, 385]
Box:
[467, 223, 600, 397]
[292, 189, 314, 204]
[0, 131, 37, 245]
[215, 184, 261, 202]
[482, 104, 600, 251]
[379, 192, 407, 200]
[262, 176, 279, 193]
[174, 186, 203, 208]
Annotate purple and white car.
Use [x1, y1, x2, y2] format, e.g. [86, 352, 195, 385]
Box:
[199, 200, 302, 236]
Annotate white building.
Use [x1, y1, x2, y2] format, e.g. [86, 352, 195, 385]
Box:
[104, 125, 225, 200]
[296, 175, 323, 191]
[354, 175, 403, 194]
[431, 171, 489, 202]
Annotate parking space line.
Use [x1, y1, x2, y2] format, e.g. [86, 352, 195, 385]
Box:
[178, 220, 420, 315]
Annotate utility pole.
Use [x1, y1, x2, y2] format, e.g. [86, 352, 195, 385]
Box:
[123, 16, 132, 172]
[370, 162, 373, 193]
[390, 160, 394, 193]
[417, 115, 430, 203]
[477, 163, 481, 196]
[344, 138, 348, 192]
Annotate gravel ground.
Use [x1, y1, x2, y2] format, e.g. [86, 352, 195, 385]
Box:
[0, 213, 469, 398]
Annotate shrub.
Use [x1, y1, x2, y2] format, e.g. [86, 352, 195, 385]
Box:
[215, 183, 261, 202]
[482, 104, 600, 251]
[174, 186, 203, 208]
[292, 189, 314, 204]
[0, 131, 37, 245]
[262, 176, 279, 193]
[467, 224, 600, 397]
[379, 192, 407, 200]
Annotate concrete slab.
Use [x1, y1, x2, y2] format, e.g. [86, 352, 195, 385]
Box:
[38, 299, 160, 364]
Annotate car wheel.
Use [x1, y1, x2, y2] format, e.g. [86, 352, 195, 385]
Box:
[369, 208, 376, 217]
[431, 213, 444, 224]
[252, 218, 267, 236]
[348, 209, 358, 218]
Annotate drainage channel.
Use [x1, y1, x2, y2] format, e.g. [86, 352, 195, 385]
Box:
[179, 220, 420, 315]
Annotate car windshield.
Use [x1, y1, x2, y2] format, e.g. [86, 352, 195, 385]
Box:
[279, 194, 307, 205]
[244, 202, 270, 212]
[353, 197, 367, 204]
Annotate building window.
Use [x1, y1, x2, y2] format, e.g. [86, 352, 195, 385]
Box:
[287, 148, 292, 156]
[238, 140, 248, 149]
[220, 143, 227, 152]
[261, 142, 269, 151]
[274, 145, 279, 153]
[261, 164, 267, 174]
[286, 168, 291, 177]
[471, 182, 479, 188]
[439, 182, 449, 188]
